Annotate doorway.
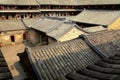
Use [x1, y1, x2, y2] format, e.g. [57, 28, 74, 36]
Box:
[10, 35, 15, 42]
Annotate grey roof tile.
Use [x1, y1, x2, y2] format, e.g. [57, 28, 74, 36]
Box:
[0, 0, 120, 5]
[87, 30, 120, 57]
[19, 30, 120, 80]
[71, 10, 120, 25]
[30, 17, 81, 40]
[22, 18, 42, 27]
[0, 0, 38, 5]
[32, 17, 64, 33]
[47, 22, 76, 39]
[30, 0, 120, 5]
[0, 19, 26, 31]
[26, 38, 101, 80]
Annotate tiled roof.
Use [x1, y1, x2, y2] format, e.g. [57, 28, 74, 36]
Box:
[23, 17, 85, 41]
[18, 30, 120, 80]
[76, 0, 120, 5]
[0, 19, 26, 32]
[87, 30, 120, 57]
[0, 0, 38, 5]
[66, 54, 120, 80]
[31, 17, 65, 33]
[70, 10, 120, 25]
[47, 22, 78, 40]
[28, 17, 81, 40]
[26, 38, 101, 80]
[22, 18, 42, 27]
[0, 0, 120, 5]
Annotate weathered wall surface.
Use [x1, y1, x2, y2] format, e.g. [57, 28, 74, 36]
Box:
[28, 29, 57, 46]
[48, 37, 56, 44]
[28, 29, 40, 45]
[0, 30, 25, 46]
[58, 27, 85, 42]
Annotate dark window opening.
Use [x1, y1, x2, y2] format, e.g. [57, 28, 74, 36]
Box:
[39, 32, 48, 45]
[23, 32, 28, 40]
[25, 15, 27, 17]
[6, 15, 8, 19]
[76, 22, 99, 28]
[10, 35, 15, 42]
[30, 15, 33, 18]
[42, 35, 48, 45]
[21, 15, 24, 18]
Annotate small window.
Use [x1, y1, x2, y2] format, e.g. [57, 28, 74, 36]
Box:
[21, 15, 24, 18]
[23, 32, 28, 40]
[10, 35, 15, 42]
[6, 15, 8, 19]
[25, 15, 27, 18]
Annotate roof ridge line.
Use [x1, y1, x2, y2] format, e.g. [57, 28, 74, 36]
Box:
[31, 18, 44, 28]
[46, 20, 64, 33]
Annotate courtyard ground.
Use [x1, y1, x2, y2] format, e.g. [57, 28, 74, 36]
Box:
[0, 44, 27, 80]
